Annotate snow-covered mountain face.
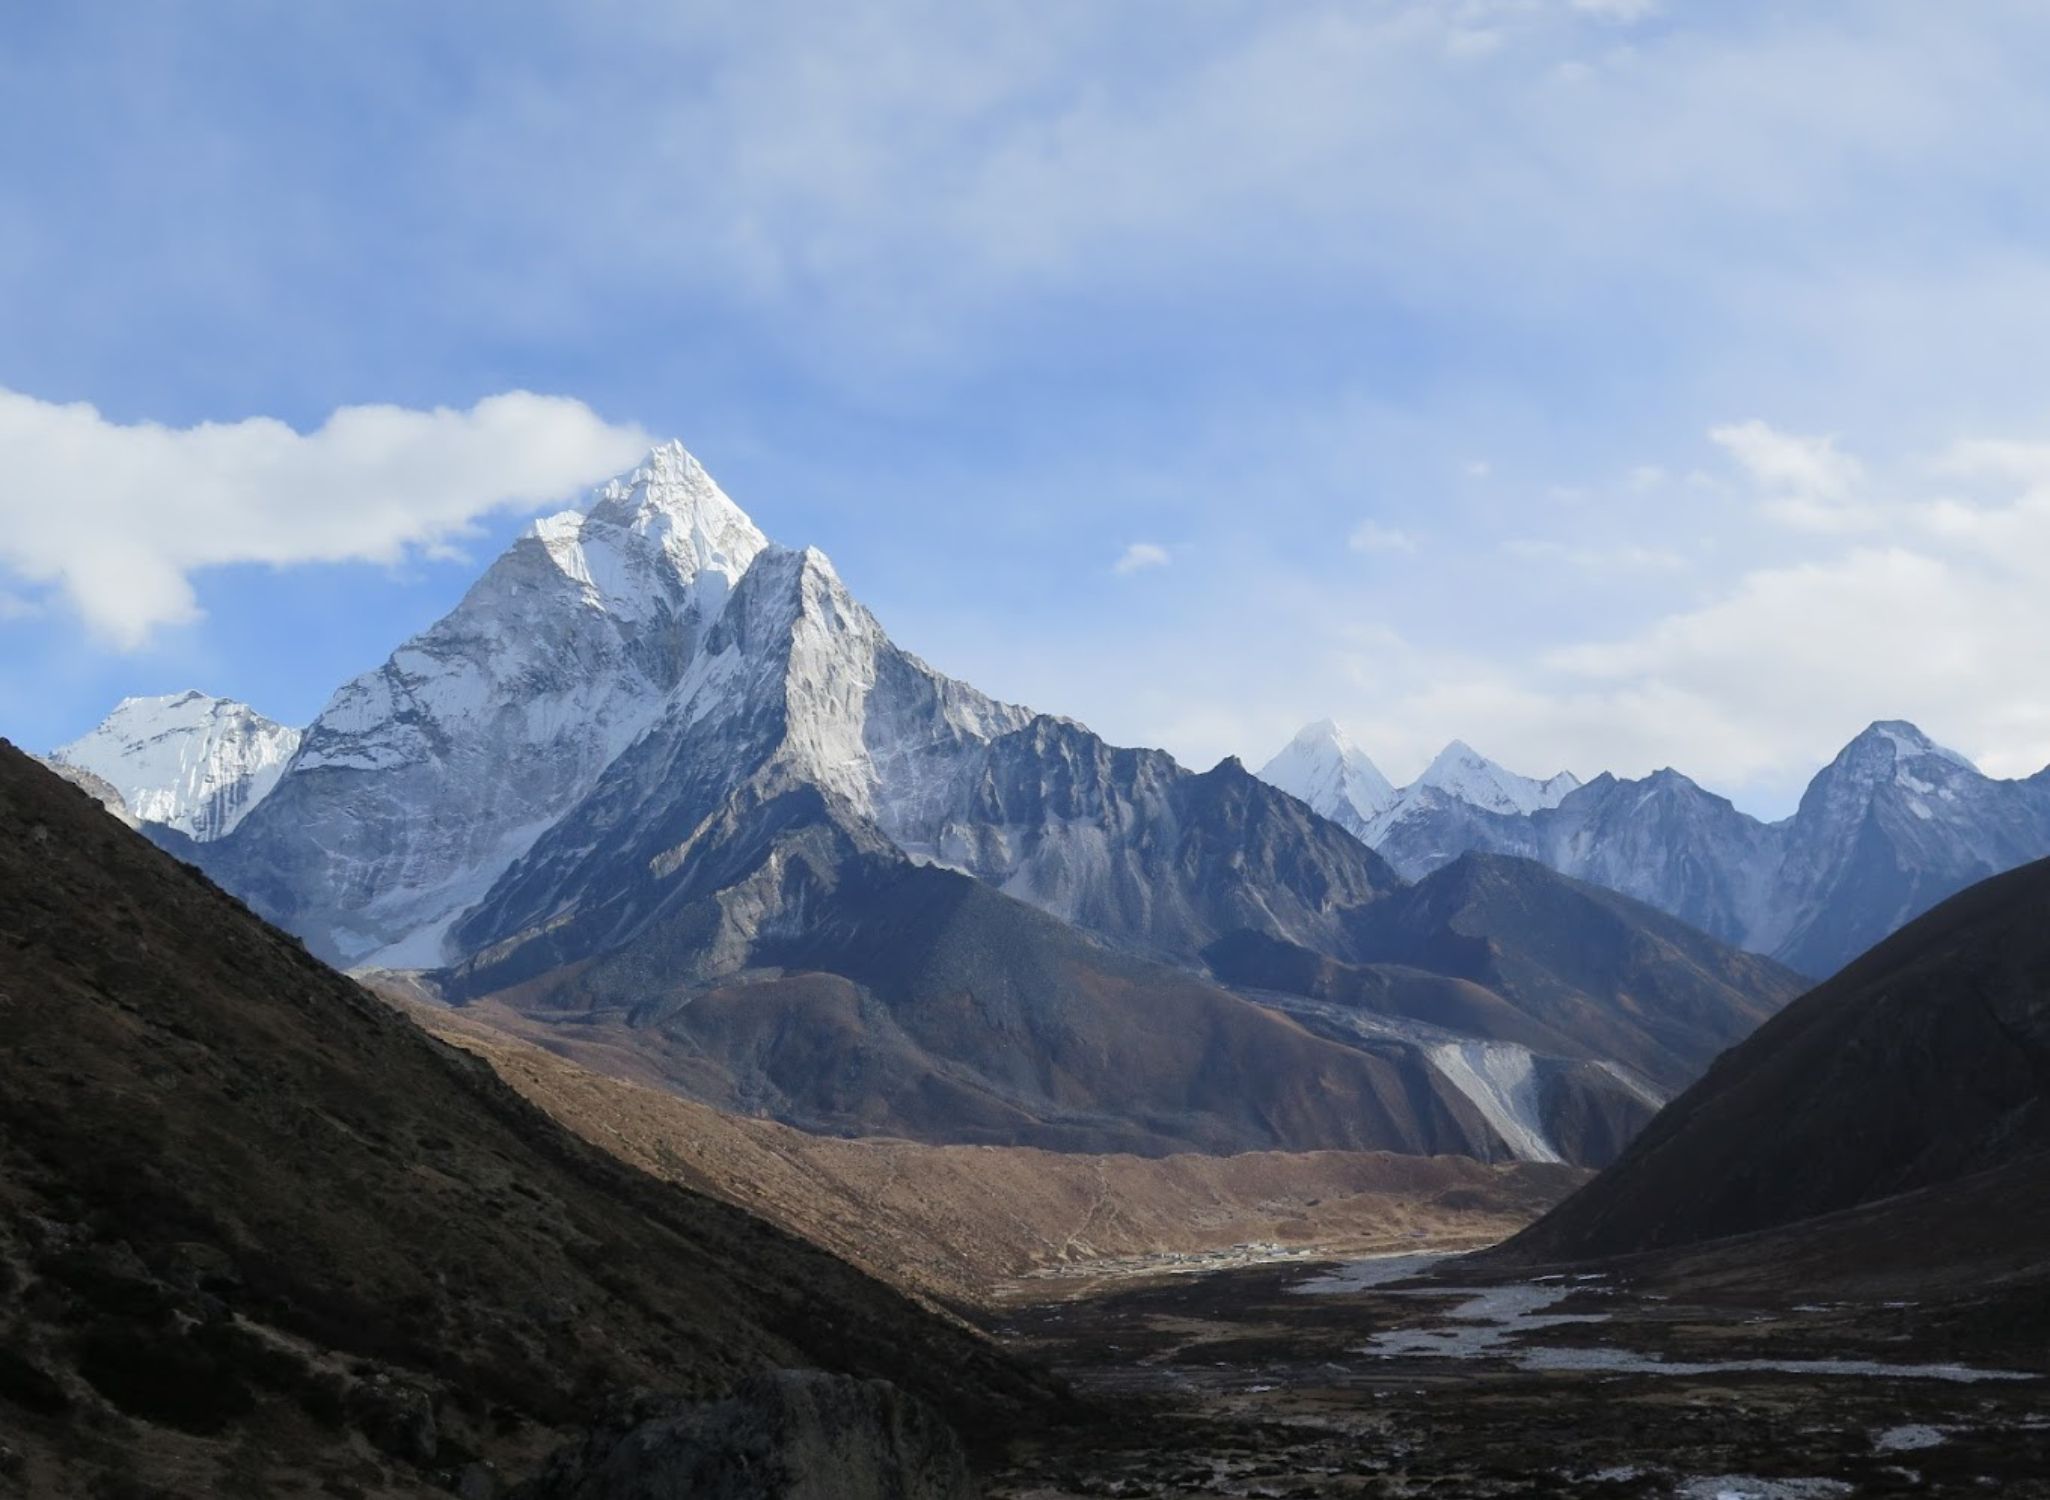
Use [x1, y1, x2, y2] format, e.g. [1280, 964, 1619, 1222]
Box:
[1412, 740, 1580, 818]
[1256, 719, 1397, 835]
[51, 691, 300, 840]
[170, 441, 1391, 977]
[193, 443, 774, 967]
[1261, 717, 2050, 976]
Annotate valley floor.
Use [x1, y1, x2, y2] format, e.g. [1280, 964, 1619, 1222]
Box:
[983, 1252, 2050, 1498]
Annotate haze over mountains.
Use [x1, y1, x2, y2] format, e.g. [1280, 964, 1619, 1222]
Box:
[1260, 716, 2050, 977]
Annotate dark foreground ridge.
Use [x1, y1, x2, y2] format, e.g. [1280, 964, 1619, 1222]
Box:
[1502, 854, 2050, 1269]
[0, 742, 1058, 1497]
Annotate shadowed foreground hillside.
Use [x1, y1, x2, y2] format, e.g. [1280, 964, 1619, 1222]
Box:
[1502, 855, 2050, 1298]
[0, 743, 1054, 1498]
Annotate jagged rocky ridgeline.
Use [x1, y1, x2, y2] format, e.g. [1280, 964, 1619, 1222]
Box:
[49, 444, 1804, 1169]
[62, 477, 2050, 986]
[1261, 716, 2050, 976]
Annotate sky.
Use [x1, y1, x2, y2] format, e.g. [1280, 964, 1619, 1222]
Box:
[6, 1, 2050, 817]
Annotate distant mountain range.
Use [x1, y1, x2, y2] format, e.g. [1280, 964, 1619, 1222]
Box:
[1260, 717, 2050, 976]
[49, 443, 1806, 1168]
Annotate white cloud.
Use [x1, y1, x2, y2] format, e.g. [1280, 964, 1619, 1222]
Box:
[1349, 520, 1419, 554]
[1490, 425, 2050, 791]
[1710, 419, 1881, 534]
[1710, 419, 1861, 502]
[0, 390, 649, 647]
[1112, 541, 1170, 575]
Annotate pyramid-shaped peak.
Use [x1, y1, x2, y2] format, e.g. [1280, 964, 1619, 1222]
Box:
[525, 442, 770, 611]
[1293, 717, 1348, 745]
[1258, 719, 1396, 823]
[592, 441, 760, 532]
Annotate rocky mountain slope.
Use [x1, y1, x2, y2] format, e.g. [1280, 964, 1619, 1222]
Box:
[0, 743, 1052, 1496]
[1264, 716, 2050, 975]
[179, 445, 1396, 977]
[68, 443, 1794, 1170]
[1503, 853, 2050, 1264]
[411, 997, 1585, 1307]
[28, 753, 134, 825]
[442, 841, 1512, 1160]
[50, 690, 298, 840]
[1342, 853, 1803, 1094]
[429, 762, 1784, 1165]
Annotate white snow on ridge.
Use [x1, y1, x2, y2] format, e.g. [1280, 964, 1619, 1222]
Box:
[1426, 1041, 1563, 1164]
[51, 691, 301, 840]
[1869, 721, 1977, 779]
[1415, 740, 1579, 817]
[1258, 719, 1398, 828]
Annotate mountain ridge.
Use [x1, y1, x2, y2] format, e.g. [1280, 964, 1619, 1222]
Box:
[1262, 715, 2050, 975]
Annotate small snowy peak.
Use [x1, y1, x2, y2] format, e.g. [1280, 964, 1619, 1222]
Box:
[52, 691, 301, 840]
[1258, 719, 1398, 826]
[1415, 741, 1578, 817]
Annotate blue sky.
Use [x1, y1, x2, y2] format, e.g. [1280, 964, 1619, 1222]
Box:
[7, 1, 2050, 816]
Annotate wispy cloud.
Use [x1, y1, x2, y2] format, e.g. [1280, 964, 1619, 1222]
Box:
[1349, 520, 1419, 555]
[1112, 542, 1171, 575]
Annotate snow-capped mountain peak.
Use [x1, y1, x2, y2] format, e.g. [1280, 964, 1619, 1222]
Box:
[1415, 740, 1579, 817]
[51, 690, 301, 839]
[1257, 719, 1398, 830]
[531, 440, 768, 621]
[1851, 720, 1978, 780]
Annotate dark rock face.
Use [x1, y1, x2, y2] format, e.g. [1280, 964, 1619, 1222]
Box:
[514, 1371, 972, 1500]
[1341, 854, 1806, 1094]
[1507, 855, 2050, 1264]
[887, 719, 1402, 966]
[454, 832, 1505, 1160]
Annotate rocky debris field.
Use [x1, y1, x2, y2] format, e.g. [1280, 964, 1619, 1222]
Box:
[985, 1253, 2050, 1498]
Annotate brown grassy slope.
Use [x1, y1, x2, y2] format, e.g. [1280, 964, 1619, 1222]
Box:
[410, 999, 1586, 1307]
[0, 744, 1054, 1499]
